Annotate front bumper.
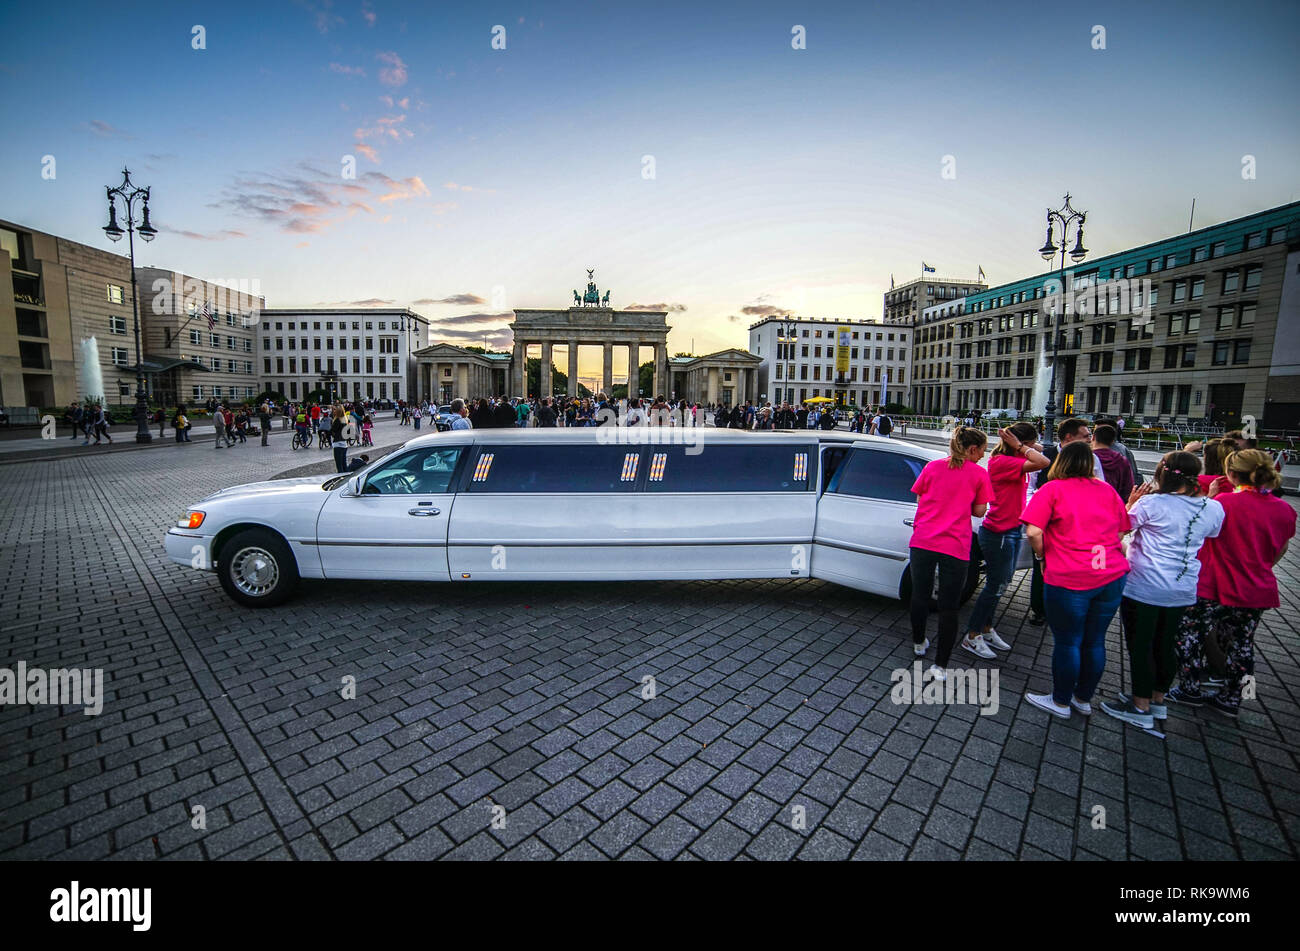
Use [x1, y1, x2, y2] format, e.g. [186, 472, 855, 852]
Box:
[165, 528, 213, 570]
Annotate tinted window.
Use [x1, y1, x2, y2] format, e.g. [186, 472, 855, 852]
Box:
[646, 445, 815, 492]
[829, 449, 925, 503]
[363, 448, 463, 494]
[469, 445, 641, 492]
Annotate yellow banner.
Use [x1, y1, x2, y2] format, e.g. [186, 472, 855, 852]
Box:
[835, 326, 851, 375]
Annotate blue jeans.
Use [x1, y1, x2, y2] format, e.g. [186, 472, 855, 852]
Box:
[1043, 577, 1125, 706]
[967, 526, 1022, 633]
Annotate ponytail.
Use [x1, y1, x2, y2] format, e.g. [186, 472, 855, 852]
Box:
[1225, 449, 1281, 491]
[948, 426, 987, 468]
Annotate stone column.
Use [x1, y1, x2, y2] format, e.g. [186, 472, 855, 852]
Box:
[628, 342, 641, 398]
[457, 363, 469, 399]
[567, 340, 579, 399]
[707, 367, 719, 404]
[602, 341, 613, 396]
[540, 341, 553, 399]
[513, 340, 526, 397]
[648, 343, 661, 398]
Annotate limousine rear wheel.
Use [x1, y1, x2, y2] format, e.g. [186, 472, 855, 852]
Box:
[217, 528, 299, 607]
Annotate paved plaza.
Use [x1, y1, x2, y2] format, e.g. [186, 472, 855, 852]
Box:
[1, 418, 1298, 861]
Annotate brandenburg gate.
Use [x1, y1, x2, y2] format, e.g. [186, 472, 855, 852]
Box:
[509, 270, 671, 398]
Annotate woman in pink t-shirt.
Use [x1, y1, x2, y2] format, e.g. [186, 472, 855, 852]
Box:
[964, 423, 1050, 658]
[1170, 450, 1296, 717]
[908, 427, 994, 681]
[1021, 441, 1132, 721]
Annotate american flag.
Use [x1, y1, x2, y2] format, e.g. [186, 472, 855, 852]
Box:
[202, 299, 214, 331]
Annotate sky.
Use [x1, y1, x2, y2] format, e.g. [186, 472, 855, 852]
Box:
[2, 0, 1298, 382]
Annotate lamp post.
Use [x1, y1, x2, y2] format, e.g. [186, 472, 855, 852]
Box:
[1036, 193, 1088, 445]
[775, 317, 797, 407]
[102, 168, 157, 443]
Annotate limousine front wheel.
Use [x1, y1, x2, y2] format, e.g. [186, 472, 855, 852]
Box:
[217, 528, 299, 607]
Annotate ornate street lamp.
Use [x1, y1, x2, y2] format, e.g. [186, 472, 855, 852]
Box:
[103, 167, 157, 443]
[1037, 193, 1088, 445]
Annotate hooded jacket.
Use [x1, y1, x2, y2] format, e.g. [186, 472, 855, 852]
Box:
[1095, 446, 1134, 501]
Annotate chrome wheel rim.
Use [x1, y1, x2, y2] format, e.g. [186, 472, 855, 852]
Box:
[230, 546, 279, 597]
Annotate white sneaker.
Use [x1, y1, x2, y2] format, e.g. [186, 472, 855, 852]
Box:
[961, 634, 997, 660]
[1025, 692, 1071, 719]
[913, 638, 930, 657]
[982, 629, 1011, 650]
[1070, 696, 1092, 716]
[926, 664, 947, 682]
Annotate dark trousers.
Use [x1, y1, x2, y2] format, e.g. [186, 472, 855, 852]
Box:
[909, 547, 968, 667]
[1030, 556, 1045, 617]
[1119, 597, 1185, 698]
[333, 445, 348, 473]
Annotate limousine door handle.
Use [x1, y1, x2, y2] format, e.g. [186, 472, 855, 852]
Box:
[902, 518, 915, 526]
[407, 508, 441, 516]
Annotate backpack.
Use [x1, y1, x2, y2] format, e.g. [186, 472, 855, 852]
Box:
[877, 415, 893, 436]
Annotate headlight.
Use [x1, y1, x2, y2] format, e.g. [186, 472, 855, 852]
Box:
[179, 511, 205, 529]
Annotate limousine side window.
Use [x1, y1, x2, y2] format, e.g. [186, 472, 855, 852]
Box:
[644, 445, 815, 493]
[467, 445, 640, 493]
[362, 447, 463, 495]
[827, 449, 924, 503]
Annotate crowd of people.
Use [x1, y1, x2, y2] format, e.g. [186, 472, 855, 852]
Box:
[907, 417, 1294, 732]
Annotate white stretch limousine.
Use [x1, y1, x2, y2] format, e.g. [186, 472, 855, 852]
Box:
[165, 429, 1029, 607]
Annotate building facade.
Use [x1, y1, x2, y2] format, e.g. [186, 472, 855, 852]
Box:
[935, 202, 1300, 428]
[884, 275, 985, 326]
[136, 267, 264, 407]
[1, 219, 134, 409]
[257, 308, 429, 404]
[748, 316, 910, 407]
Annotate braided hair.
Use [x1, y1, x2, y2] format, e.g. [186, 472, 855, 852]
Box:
[1154, 450, 1201, 495]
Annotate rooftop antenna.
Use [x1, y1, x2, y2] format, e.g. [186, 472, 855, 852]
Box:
[1188, 198, 1196, 233]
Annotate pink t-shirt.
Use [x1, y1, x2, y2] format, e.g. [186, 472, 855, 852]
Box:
[910, 458, 994, 560]
[983, 454, 1029, 533]
[1196, 488, 1297, 608]
[1021, 477, 1131, 590]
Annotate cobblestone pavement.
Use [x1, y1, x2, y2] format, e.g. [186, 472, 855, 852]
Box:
[2, 423, 1297, 860]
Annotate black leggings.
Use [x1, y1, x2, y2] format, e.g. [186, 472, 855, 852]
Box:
[909, 547, 968, 666]
[1118, 597, 1184, 698]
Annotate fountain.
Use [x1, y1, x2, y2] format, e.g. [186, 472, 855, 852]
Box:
[79, 337, 104, 405]
[1030, 337, 1052, 417]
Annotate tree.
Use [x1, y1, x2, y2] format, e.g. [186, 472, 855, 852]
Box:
[303, 388, 332, 405]
[255, 389, 285, 404]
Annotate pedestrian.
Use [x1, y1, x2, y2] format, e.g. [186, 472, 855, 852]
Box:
[1022, 441, 1131, 722]
[213, 407, 227, 449]
[174, 405, 191, 443]
[412, 404, 422, 430]
[1092, 424, 1134, 501]
[222, 406, 237, 446]
[259, 400, 272, 446]
[91, 405, 112, 444]
[907, 426, 993, 681]
[963, 424, 1050, 657]
[450, 398, 472, 430]
[1028, 417, 1107, 624]
[331, 408, 349, 472]
[1101, 452, 1224, 730]
[65, 401, 82, 440]
[493, 396, 516, 429]
[346, 453, 371, 472]
[1168, 449, 1296, 717]
[155, 406, 166, 439]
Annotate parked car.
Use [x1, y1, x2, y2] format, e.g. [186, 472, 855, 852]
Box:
[164, 429, 1032, 607]
[433, 405, 457, 431]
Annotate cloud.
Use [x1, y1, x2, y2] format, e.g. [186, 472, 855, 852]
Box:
[157, 225, 248, 241]
[427, 312, 512, 327]
[740, 303, 786, 316]
[376, 51, 408, 87]
[441, 181, 496, 194]
[413, 294, 487, 306]
[212, 162, 435, 234]
[379, 95, 409, 108]
[355, 113, 411, 143]
[353, 143, 379, 163]
[329, 62, 366, 77]
[297, 0, 343, 33]
[625, 302, 687, 312]
[361, 0, 376, 26]
[313, 298, 395, 307]
[87, 119, 129, 138]
[296, 241, 310, 248]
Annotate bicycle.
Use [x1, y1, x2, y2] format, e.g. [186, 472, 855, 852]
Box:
[291, 428, 313, 450]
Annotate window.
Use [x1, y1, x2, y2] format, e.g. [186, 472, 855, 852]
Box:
[1181, 344, 1196, 368]
[110, 346, 128, 366]
[1192, 246, 1207, 263]
[1212, 341, 1230, 366]
[1217, 306, 1235, 330]
[209, 333, 220, 347]
[1163, 346, 1179, 369]
[1269, 226, 1287, 245]
[1244, 266, 1261, 291]
[1239, 304, 1256, 327]
[646, 445, 815, 493]
[190, 329, 202, 345]
[1171, 281, 1186, 303]
[1245, 231, 1264, 250]
[107, 284, 124, 304]
[1190, 277, 1204, 300]
[1185, 312, 1200, 334]
[1210, 241, 1225, 258]
[1168, 313, 1183, 336]
[1222, 270, 1239, 294]
[1165, 254, 1177, 269]
[1149, 257, 1161, 273]
[1233, 340, 1251, 365]
[827, 448, 925, 504]
[109, 316, 127, 335]
[362, 448, 464, 495]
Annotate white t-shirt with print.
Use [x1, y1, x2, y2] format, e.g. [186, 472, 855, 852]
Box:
[1125, 493, 1225, 607]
